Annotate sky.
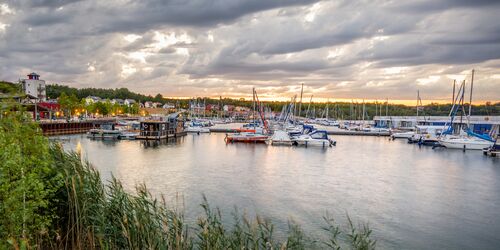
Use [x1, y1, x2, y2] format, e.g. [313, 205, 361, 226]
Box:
[0, 0, 499, 104]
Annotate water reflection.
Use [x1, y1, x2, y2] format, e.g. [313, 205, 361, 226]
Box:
[55, 133, 500, 250]
[141, 137, 182, 148]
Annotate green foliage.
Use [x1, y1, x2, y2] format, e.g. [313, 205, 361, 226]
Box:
[0, 81, 20, 94]
[0, 112, 63, 248]
[58, 92, 81, 117]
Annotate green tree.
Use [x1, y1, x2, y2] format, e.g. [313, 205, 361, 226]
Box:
[0, 112, 62, 247]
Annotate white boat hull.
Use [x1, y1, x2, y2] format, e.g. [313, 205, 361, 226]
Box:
[294, 139, 332, 147]
[185, 127, 210, 133]
[391, 132, 415, 139]
[439, 138, 494, 150]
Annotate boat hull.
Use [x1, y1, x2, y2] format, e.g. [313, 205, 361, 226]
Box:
[439, 139, 493, 150]
[294, 139, 332, 147]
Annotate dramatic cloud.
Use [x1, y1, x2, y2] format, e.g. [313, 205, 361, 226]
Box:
[0, 0, 499, 103]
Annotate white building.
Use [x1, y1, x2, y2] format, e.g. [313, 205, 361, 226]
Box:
[85, 96, 102, 104]
[144, 101, 153, 108]
[163, 103, 175, 109]
[20, 72, 46, 101]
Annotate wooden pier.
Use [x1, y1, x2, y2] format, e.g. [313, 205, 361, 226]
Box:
[39, 119, 116, 136]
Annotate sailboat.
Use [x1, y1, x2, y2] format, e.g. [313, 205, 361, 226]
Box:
[438, 70, 495, 150]
[391, 92, 423, 139]
[225, 88, 269, 143]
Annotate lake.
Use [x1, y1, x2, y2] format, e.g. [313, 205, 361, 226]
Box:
[57, 129, 500, 249]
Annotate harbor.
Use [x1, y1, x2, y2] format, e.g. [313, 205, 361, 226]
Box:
[57, 131, 500, 250]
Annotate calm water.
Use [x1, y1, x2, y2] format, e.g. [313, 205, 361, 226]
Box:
[57, 129, 500, 249]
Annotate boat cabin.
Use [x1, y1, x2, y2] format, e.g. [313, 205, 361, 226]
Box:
[415, 125, 444, 136]
[309, 130, 329, 139]
[137, 121, 169, 140]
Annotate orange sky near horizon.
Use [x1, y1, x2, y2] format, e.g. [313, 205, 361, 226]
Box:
[162, 96, 498, 106]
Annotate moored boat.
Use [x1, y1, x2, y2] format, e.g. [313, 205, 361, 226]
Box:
[292, 130, 336, 147]
[483, 139, 500, 157]
[87, 123, 121, 139]
[439, 135, 494, 150]
[391, 131, 415, 139]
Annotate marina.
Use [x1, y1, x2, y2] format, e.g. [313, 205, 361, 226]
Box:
[2, 1, 500, 248]
[57, 131, 500, 250]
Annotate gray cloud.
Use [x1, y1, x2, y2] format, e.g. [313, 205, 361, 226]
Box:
[0, 0, 499, 102]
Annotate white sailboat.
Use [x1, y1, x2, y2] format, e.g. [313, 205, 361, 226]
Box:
[438, 70, 496, 150]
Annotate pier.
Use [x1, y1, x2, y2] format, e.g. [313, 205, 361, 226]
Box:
[208, 127, 390, 136]
[39, 119, 116, 136]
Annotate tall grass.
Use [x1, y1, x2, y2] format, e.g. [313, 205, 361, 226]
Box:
[38, 144, 376, 249]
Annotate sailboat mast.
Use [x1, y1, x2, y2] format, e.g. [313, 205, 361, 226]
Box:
[452, 80, 456, 104]
[252, 88, 256, 126]
[306, 95, 313, 118]
[385, 98, 388, 117]
[298, 83, 304, 118]
[416, 90, 420, 118]
[468, 69, 474, 125]
[362, 100, 365, 121]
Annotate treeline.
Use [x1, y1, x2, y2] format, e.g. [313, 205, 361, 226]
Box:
[46, 84, 167, 104]
[41, 83, 500, 118]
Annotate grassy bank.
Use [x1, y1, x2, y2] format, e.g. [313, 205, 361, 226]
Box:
[0, 112, 376, 249]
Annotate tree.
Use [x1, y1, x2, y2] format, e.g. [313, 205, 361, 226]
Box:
[0, 112, 62, 247]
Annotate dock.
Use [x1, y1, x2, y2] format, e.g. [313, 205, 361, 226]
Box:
[209, 128, 390, 136]
[39, 119, 116, 136]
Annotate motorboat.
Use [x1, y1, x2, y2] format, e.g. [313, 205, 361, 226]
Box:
[87, 123, 121, 139]
[185, 125, 210, 133]
[408, 125, 443, 145]
[185, 121, 210, 133]
[483, 139, 500, 157]
[292, 130, 336, 147]
[391, 131, 415, 139]
[267, 130, 293, 146]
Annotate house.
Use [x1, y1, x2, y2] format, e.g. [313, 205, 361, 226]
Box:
[85, 96, 102, 104]
[144, 101, 154, 108]
[223, 105, 235, 112]
[152, 102, 162, 108]
[234, 106, 250, 112]
[163, 103, 175, 109]
[124, 99, 136, 106]
[206, 104, 220, 111]
[20, 72, 46, 101]
[111, 98, 124, 105]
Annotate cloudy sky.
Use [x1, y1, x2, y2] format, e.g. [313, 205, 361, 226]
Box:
[0, 0, 499, 104]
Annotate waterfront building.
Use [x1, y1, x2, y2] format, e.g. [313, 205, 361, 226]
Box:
[374, 115, 500, 135]
[20, 72, 46, 102]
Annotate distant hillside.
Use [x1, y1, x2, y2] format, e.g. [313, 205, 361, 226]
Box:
[45, 84, 499, 117]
